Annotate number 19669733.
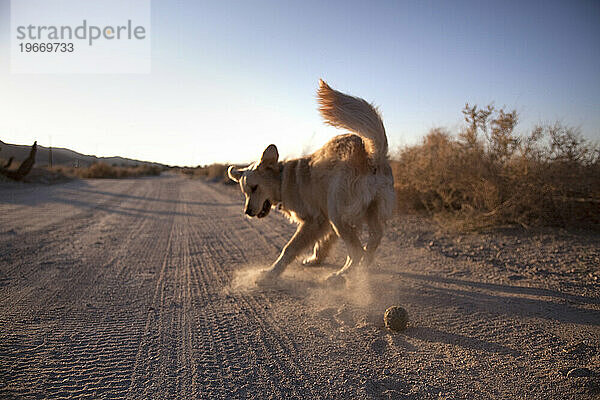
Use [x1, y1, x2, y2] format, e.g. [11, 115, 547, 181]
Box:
[19, 43, 74, 52]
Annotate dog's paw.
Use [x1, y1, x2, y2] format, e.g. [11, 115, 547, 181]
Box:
[324, 273, 346, 287]
[302, 256, 321, 266]
[255, 269, 279, 287]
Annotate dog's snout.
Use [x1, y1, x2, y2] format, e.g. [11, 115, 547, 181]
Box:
[245, 207, 254, 217]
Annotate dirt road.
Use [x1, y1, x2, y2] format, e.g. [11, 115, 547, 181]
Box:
[1, 174, 598, 399]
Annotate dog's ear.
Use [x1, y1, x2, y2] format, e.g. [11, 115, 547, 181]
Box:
[259, 144, 279, 168]
[227, 166, 243, 182]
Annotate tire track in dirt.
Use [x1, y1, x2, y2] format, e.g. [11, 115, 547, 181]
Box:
[0, 179, 154, 320]
[124, 177, 317, 398]
[0, 179, 148, 313]
[184, 209, 314, 398]
[125, 183, 199, 399]
[0, 177, 180, 399]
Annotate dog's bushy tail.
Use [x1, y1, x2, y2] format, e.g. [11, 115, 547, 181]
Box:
[317, 79, 388, 165]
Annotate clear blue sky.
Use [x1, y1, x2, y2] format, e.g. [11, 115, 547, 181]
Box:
[1, 0, 599, 166]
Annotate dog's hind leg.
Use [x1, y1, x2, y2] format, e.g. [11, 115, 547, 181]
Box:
[302, 228, 337, 266]
[258, 219, 329, 283]
[363, 201, 384, 266]
[328, 220, 365, 279]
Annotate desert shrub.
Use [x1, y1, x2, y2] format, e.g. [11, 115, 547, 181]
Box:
[199, 164, 229, 181]
[80, 162, 121, 178]
[392, 104, 600, 229]
[133, 164, 162, 177]
[187, 163, 236, 184]
[49, 163, 162, 179]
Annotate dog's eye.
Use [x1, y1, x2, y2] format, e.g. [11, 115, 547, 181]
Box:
[251, 185, 258, 193]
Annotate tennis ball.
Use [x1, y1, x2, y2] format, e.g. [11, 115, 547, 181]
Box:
[384, 306, 409, 331]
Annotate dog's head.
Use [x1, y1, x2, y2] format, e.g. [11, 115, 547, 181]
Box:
[228, 144, 280, 219]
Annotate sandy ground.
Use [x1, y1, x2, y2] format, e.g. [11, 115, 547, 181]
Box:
[0, 174, 598, 399]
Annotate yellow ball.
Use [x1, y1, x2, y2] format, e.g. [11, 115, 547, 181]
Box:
[384, 306, 409, 331]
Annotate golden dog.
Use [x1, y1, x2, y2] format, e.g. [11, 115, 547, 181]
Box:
[228, 80, 394, 284]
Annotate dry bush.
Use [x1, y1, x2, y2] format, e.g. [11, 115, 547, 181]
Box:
[131, 164, 163, 177]
[81, 163, 122, 178]
[187, 163, 236, 184]
[392, 104, 600, 230]
[50, 163, 162, 179]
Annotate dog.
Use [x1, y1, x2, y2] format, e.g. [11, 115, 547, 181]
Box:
[228, 80, 395, 284]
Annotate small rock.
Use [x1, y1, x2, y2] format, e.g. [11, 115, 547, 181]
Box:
[567, 367, 593, 378]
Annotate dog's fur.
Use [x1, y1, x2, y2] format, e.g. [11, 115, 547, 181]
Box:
[228, 80, 395, 283]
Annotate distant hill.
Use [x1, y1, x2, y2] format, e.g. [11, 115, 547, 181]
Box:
[0, 140, 166, 168]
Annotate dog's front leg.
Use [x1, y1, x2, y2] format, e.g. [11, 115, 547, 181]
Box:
[258, 220, 327, 283]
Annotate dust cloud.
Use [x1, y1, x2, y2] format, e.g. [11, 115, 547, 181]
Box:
[230, 262, 408, 330]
